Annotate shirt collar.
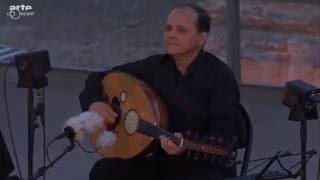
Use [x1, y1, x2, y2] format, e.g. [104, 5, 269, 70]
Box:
[184, 49, 207, 77]
[161, 49, 207, 78]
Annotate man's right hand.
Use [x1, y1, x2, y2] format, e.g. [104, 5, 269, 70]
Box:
[89, 102, 118, 125]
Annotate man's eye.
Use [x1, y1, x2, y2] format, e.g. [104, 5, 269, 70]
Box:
[177, 28, 188, 33]
[166, 26, 172, 31]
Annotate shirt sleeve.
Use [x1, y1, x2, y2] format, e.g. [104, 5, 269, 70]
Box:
[78, 55, 163, 111]
[78, 63, 137, 111]
[208, 65, 245, 149]
[79, 71, 107, 111]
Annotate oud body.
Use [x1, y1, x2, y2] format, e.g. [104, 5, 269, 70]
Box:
[90, 71, 168, 159]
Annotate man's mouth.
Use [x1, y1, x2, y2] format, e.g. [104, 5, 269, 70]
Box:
[166, 42, 179, 46]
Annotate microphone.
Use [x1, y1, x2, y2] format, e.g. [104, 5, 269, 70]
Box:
[53, 111, 117, 148]
[53, 111, 104, 142]
[54, 126, 76, 141]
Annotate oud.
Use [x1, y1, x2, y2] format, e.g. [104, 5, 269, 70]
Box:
[90, 71, 236, 162]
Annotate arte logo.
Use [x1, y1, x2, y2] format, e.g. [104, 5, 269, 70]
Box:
[7, 5, 35, 20]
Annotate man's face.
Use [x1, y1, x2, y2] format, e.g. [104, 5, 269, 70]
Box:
[164, 8, 207, 57]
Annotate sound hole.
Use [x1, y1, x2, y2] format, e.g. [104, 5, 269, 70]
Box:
[120, 90, 127, 103]
[124, 110, 139, 135]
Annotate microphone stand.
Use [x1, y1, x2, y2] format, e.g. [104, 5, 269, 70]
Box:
[14, 50, 51, 180]
[34, 88, 46, 180]
[27, 88, 46, 180]
[35, 89, 46, 131]
[27, 88, 37, 179]
[30, 143, 75, 180]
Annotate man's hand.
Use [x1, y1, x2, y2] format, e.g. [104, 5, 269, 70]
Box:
[89, 102, 118, 125]
[160, 133, 185, 155]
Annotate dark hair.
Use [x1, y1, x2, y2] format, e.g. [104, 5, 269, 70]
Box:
[175, 3, 211, 33]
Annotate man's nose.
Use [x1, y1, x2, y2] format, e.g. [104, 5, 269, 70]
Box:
[166, 29, 177, 39]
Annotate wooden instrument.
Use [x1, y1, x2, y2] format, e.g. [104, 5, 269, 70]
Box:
[89, 71, 236, 163]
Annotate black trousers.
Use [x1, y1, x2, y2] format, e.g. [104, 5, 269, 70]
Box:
[89, 156, 236, 180]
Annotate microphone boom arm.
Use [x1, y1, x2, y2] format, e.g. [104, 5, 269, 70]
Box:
[30, 143, 75, 180]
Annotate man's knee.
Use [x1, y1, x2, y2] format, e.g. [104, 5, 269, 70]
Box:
[90, 159, 107, 180]
[89, 158, 131, 180]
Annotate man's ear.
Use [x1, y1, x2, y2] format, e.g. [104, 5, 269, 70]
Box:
[198, 32, 208, 46]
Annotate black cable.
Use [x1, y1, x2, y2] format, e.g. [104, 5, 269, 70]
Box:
[45, 138, 55, 163]
[75, 141, 96, 153]
[32, 143, 75, 180]
[3, 64, 23, 179]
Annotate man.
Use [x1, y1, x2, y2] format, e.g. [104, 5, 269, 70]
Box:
[80, 3, 245, 180]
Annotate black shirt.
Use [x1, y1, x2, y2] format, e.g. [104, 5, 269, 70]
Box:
[79, 49, 245, 148]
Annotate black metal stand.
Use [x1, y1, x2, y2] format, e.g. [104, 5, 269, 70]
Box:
[30, 144, 75, 180]
[256, 150, 316, 180]
[34, 89, 46, 180]
[4, 144, 75, 180]
[27, 88, 47, 180]
[255, 153, 279, 180]
[27, 88, 36, 179]
[300, 120, 307, 180]
[15, 50, 51, 180]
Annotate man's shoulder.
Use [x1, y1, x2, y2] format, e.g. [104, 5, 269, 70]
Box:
[203, 51, 231, 70]
[202, 51, 238, 84]
[128, 54, 165, 72]
[134, 54, 165, 66]
[112, 54, 165, 76]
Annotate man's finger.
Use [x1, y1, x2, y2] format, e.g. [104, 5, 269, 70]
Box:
[103, 113, 116, 124]
[105, 106, 118, 117]
[174, 132, 183, 138]
[167, 140, 176, 147]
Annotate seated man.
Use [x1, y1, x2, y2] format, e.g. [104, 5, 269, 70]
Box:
[79, 3, 245, 180]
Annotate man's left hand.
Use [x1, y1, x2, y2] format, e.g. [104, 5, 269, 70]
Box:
[159, 133, 185, 155]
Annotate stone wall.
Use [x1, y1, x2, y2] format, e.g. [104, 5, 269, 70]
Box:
[203, 0, 320, 86]
[0, 0, 319, 86]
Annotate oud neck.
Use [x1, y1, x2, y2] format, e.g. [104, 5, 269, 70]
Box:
[182, 140, 229, 157]
[138, 120, 182, 145]
[138, 121, 231, 158]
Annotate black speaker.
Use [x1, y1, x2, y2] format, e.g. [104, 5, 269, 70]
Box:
[15, 50, 51, 89]
[0, 130, 14, 179]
